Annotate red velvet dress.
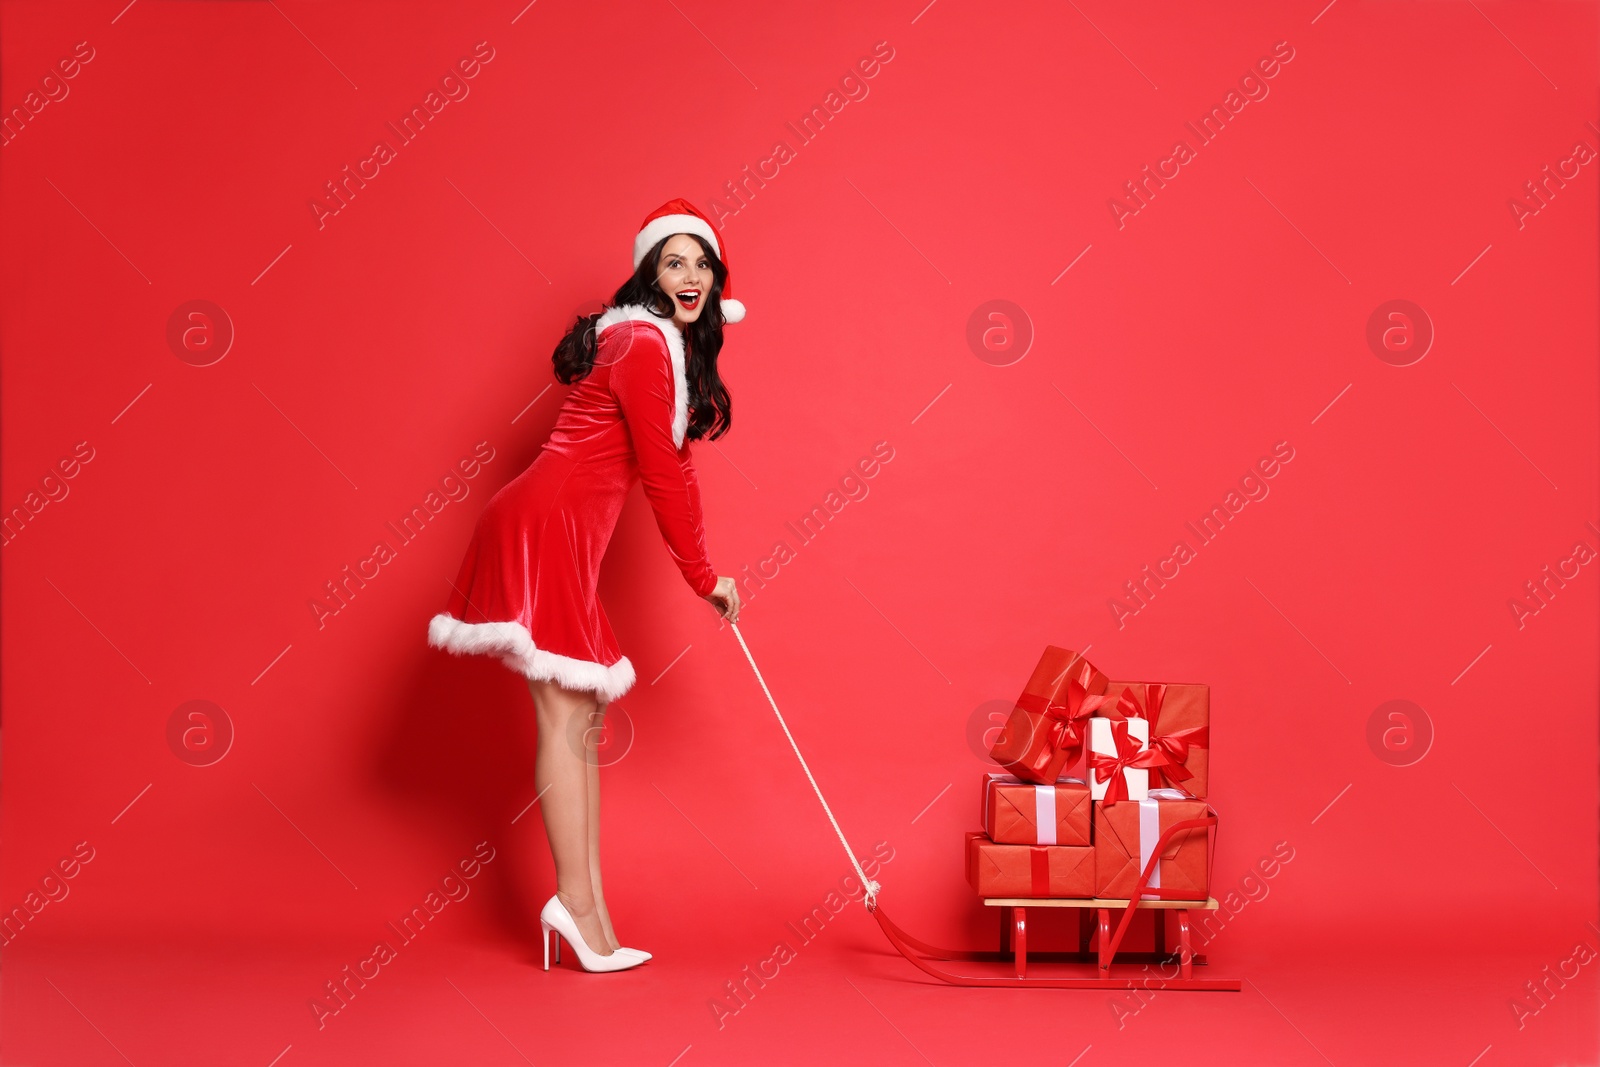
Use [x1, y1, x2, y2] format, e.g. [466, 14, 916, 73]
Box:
[427, 304, 718, 702]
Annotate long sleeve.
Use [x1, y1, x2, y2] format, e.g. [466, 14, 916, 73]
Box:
[607, 324, 720, 598]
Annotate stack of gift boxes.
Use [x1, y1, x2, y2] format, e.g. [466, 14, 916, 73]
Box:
[967, 646, 1214, 901]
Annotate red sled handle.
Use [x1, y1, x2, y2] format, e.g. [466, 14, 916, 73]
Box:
[1099, 809, 1218, 968]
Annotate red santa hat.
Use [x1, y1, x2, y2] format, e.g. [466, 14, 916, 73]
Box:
[632, 198, 746, 324]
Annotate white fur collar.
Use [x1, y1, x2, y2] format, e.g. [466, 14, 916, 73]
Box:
[594, 303, 688, 448]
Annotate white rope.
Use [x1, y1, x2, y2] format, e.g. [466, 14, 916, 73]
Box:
[729, 621, 881, 908]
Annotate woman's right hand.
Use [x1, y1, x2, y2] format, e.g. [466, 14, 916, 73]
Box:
[704, 575, 741, 623]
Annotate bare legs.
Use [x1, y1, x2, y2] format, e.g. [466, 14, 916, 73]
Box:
[528, 677, 620, 956]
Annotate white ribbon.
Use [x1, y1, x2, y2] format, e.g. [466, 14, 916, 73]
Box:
[1035, 786, 1057, 845]
[1138, 796, 1162, 900]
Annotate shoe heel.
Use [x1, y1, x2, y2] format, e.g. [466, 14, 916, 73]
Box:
[541, 919, 554, 971]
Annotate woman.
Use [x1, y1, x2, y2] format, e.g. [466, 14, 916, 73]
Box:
[427, 199, 746, 973]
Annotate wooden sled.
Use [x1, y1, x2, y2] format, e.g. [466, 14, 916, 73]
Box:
[869, 811, 1241, 990]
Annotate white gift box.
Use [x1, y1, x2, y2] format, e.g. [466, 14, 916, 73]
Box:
[1088, 715, 1150, 802]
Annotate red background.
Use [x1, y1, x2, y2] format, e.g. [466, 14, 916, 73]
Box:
[3, 1, 1597, 1064]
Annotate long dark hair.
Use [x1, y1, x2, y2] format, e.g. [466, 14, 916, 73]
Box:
[552, 234, 732, 441]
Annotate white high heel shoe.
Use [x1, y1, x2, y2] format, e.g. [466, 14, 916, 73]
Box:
[540, 895, 643, 973]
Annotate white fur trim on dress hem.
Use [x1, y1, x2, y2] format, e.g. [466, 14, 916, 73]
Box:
[595, 303, 689, 449]
[428, 613, 637, 702]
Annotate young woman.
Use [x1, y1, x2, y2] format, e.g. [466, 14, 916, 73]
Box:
[427, 199, 746, 973]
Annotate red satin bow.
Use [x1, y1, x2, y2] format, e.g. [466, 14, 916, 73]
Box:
[1016, 658, 1110, 772]
[1090, 718, 1170, 806]
[1114, 684, 1209, 786]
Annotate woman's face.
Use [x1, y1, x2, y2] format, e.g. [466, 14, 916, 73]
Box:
[656, 233, 712, 327]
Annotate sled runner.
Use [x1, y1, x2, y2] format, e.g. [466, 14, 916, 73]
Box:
[729, 624, 1241, 992]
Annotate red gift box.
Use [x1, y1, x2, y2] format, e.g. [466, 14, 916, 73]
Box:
[988, 647, 1112, 784]
[1093, 789, 1212, 900]
[980, 771, 1091, 845]
[966, 831, 1095, 898]
[1100, 681, 1210, 798]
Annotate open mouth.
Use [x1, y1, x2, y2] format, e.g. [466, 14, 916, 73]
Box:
[675, 289, 701, 310]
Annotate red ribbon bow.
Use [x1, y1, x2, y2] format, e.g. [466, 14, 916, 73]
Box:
[1015, 658, 1110, 773]
[1089, 718, 1171, 806]
[1114, 684, 1209, 787]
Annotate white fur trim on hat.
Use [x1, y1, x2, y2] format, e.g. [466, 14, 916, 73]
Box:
[633, 213, 721, 267]
[721, 298, 746, 324]
[594, 303, 689, 449]
[428, 614, 637, 702]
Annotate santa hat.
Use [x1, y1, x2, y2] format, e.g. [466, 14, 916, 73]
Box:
[632, 198, 746, 324]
